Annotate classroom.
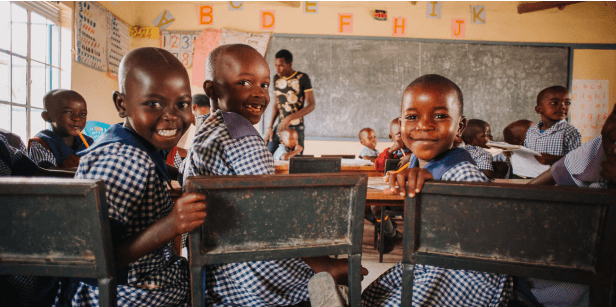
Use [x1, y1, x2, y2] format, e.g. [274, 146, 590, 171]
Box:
[1, 1, 616, 306]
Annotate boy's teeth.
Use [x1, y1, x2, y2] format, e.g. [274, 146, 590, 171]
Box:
[158, 129, 178, 137]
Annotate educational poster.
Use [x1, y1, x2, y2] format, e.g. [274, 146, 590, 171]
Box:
[219, 29, 272, 57]
[107, 12, 130, 80]
[160, 31, 201, 68]
[571, 79, 610, 138]
[192, 28, 222, 86]
[129, 26, 160, 39]
[75, 1, 108, 71]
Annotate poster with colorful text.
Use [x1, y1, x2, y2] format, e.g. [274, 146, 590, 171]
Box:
[219, 29, 271, 57]
[571, 79, 610, 138]
[160, 31, 201, 69]
[107, 12, 130, 80]
[75, 1, 107, 71]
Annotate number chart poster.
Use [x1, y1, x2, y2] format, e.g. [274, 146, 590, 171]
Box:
[107, 12, 130, 80]
[75, 1, 108, 71]
[571, 79, 610, 138]
[160, 31, 200, 69]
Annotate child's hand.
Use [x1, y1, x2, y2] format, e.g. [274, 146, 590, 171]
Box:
[169, 192, 207, 235]
[388, 141, 403, 154]
[385, 167, 433, 197]
[601, 154, 616, 183]
[535, 153, 562, 165]
[294, 144, 304, 152]
[397, 154, 411, 168]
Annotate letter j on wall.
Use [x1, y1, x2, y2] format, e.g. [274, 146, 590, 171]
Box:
[451, 18, 465, 38]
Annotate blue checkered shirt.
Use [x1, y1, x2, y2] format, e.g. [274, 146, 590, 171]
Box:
[63, 142, 190, 307]
[181, 110, 313, 306]
[552, 135, 608, 188]
[524, 120, 581, 156]
[359, 146, 379, 158]
[0, 134, 38, 176]
[28, 141, 56, 167]
[465, 145, 494, 171]
[362, 162, 512, 307]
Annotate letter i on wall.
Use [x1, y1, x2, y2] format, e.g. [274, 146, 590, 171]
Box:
[339, 13, 353, 33]
[261, 10, 275, 30]
[392, 17, 406, 36]
[426, 1, 441, 19]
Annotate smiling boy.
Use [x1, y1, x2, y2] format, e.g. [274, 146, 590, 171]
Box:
[362, 74, 511, 306]
[181, 44, 365, 306]
[28, 89, 93, 169]
[59, 47, 207, 306]
[525, 86, 581, 166]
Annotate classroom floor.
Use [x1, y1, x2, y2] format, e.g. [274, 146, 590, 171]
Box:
[360, 217, 403, 290]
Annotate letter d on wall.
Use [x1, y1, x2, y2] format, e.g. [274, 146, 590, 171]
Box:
[261, 10, 275, 30]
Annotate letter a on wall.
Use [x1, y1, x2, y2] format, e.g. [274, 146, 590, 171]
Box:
[199, 5, 213, 25]
[339, 13, 353, 33]
[426, 1, 441, 19]
[261, 10, 275, 30]
[451, 18, 465, 38]
[471, 5, 485, 24]
[304, 1, 318, 14]
[392, 17, 406, 36]
[153, 10, 175, 30]
[229, 1, 243, 11]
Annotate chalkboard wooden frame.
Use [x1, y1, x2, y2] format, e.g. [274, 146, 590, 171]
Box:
[262, 33, 616, 141]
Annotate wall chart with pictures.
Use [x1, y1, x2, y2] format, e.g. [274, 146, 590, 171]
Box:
[107, 12, 130, 79]
[75, 1, 108, 71]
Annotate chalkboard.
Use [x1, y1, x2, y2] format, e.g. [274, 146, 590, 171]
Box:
[263, 35, 569, 141]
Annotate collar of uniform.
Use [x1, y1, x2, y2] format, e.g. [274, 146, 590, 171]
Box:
[536, 119, 567, 134]
[280, 71, 298, 80]
[220, 110, 260, 140]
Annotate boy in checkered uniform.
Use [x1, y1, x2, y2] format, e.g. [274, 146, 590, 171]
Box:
[181, 44, 366, 306]
[520, 106, 616, 306]
[362, 74, 512, 306]
[55, 48, 207, 306]
[524, 86, 581, 168]
[462, 119, 499, 179]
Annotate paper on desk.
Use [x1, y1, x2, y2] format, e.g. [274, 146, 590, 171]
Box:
[487, 141, 520, 151]
[510, 146, 549, 178]
[367, 184, 391, 190]
[341, 158, 374, 166]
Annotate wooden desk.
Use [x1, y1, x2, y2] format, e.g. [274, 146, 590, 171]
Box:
[275, 163, 381, 177]
[366, 177, 404, 207]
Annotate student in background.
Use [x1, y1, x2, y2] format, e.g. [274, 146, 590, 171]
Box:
[495, 119, 535, 179]
[28, 89, 93, 169]
[520, 107, 616, 306]
[181, 44, 367, 306]
[374, 118, 411, 172]
[363, 74, 511, 306]
[525, 86, 581, 166]
[462, 119, 499, 179]
[273, 128, 303, 160]
[358, 127, 379, 162]
[57, 47, 207, 306]
[176, 94, 211, 153]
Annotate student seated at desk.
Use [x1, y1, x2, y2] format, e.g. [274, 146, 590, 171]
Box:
[374, 118, 411, 172]
[273, 128, 303, 160]
[520, 106, 616, 306]
[28, 89, 93, 170]
[56, 47, 207, 306]
[525, 86, 581, 167]
[494, 119, 534, 179]
[362, 74, 512, 306]
[358, 127, 379, 162]
[462, 119, 499, 179]
[180, 44, 367, 306]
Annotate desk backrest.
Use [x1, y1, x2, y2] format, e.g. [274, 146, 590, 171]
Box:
[384, 159, 401, 175]
[401, 181, 616, 306]
[289, 157, 341, 174]
[321, 154, 356, 159]
[185, 173, 367, 306]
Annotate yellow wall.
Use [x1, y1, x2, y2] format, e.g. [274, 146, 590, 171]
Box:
[70, 1, 616, 154]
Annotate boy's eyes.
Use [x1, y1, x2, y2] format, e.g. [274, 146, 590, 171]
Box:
[262, 83, 270, 89]
[145, 101, 162, 108]
[405, 114, 417, 120]
[178, 101, 190, 109]
[238, 80, 252, 86]
[434, 114, 449, 119]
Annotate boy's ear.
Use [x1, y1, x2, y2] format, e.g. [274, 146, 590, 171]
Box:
[113, 91, 128, 118]
[534, 105, 542, 114]
[457, 116, 467, 138]
[389, 133, 394, 141]
[41, 111, 50, 123]
[203, 80, 217, 109]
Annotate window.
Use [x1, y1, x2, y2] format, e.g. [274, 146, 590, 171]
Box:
[0, 1, 62, 141]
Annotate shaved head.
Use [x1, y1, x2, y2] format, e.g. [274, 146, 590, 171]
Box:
[43, 89, 85, 112]
[404, 74, 463, 115]
[462, 119, 488, 144]
[118, 47, 187, 93]
[503, 119, 534, 145]
[205, 44, 262, 82]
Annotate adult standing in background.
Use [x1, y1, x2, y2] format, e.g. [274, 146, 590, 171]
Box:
[265, 49, 315, 154]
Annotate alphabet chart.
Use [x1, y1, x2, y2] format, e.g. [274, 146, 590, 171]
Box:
[160, 31, 201, 69]
[75, 1, 108, 71]
[107, 12, 130, 80]
[571, 79, 610, 137]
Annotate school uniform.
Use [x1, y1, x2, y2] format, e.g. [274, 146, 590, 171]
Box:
[0, 132, 38, 176]
[58, 124, 189, 307]
[181, 110, 313, 306]
[273, 143, 292, 160]
[362, 148, 512, 307]
[28, 130, 93, 168]
[359, 146, 379, 158]
[465, 145, 494, 171]
[524, 120, 581, 157]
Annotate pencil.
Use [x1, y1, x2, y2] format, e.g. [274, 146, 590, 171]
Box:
[384, 162, 410, 183]
[78, 132, 90, 148]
